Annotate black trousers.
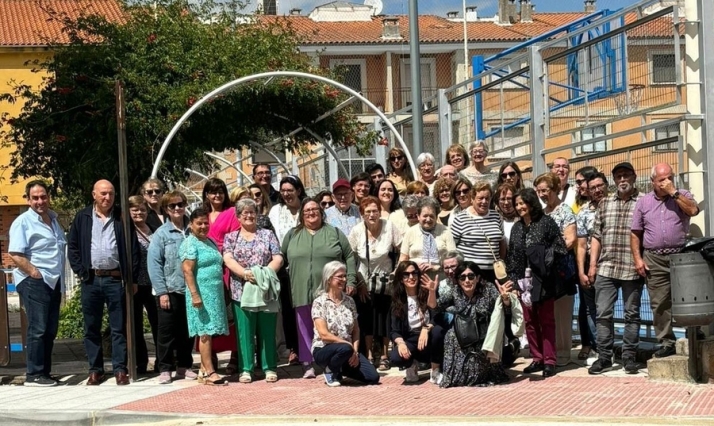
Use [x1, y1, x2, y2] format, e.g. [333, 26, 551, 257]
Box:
[155, 293, 194, 372]
[389, 327, 446, 369]
[278, 267, 298, 352]
[133, 285, 159, 371]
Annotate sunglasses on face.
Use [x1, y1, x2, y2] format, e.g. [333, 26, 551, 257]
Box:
[167, 202, 186, 210]
[251, 191, 262, 197]
[575, 179, 586, 186]
[321, 201, 335, 208]
[403, 271, 419, 278]
[390, 155, 405, 161]
[145, 189, 162, 195]
[501, 171, 517, 179]
[459, 273, 477, 281]
[455, 189, 470, 196]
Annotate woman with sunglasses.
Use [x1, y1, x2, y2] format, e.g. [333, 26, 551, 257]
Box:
[390, 261, 445, 384]
[142, 178, 167, 232]
[349, 196, 402, 371]
[448, 177, 474, 228]
[433, 177, 455, 226]
[573, 166, 598, 214]
[462, 141, 498, 187]
[496, 162, 526, 193]
[506, 188, 567, 378]
[400, 197, 456, 281]
[386, 147, 415, 196]
[148, 191, 198, 384]
[248, 183, 274, 232]
[315, 190, 334, 210]
[425, 261, 512, 388]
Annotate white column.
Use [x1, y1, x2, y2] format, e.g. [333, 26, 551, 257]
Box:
[386, 52, 394, 113]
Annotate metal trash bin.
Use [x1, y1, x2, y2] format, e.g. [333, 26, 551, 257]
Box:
[670, 252, 714, 327]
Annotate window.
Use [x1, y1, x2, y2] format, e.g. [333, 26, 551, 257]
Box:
[573, 124, 607, 155]
[653, 123, 679, 152]
[652, 53, 676, 84]
[401, 58, 437, 109]
[330, 58, 367, 112]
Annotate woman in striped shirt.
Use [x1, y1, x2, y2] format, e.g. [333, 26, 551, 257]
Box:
[450, 182, 506, 283]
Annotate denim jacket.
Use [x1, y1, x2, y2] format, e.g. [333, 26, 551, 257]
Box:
[147, 220, 189, 296]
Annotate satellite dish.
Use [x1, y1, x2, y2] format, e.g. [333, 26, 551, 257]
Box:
[364, 0, 383, 16]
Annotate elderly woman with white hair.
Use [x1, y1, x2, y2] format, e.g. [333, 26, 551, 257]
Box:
[311, 261, 380, 387]
[462, 140, 498, 187]
[416, 152, 438, 194]
[390, 194, 420, 239]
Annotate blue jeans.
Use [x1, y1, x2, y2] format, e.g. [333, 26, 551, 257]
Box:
[16, 277, 61, 379]
[313, 343, 380, 384]
[81, 276, 127, 374]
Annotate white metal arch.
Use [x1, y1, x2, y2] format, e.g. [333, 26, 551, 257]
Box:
[150, 71, 415, 179]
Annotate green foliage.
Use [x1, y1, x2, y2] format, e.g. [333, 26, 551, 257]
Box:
[0, 0, 378, 207]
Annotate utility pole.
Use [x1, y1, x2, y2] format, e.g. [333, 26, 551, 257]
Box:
[408, 0, 423, 155]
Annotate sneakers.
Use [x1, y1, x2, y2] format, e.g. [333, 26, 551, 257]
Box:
[654, 345, 676, 358]
[588, 359, 613, 375]
[404, 363, 420, 383]
[302, 364, 316, 379]
[24, 376, 57, 387]
[158, 371, 172, 384]
[323, 367, 341, 387]
[175, 368, 198, 380]
[429, 368, 443, 385]
[623, 357, 639, 374]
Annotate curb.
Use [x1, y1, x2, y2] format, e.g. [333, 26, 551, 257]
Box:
[0, 409, 221, 426]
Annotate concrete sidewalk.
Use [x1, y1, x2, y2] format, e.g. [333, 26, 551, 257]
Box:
[2, 337, 714, 425]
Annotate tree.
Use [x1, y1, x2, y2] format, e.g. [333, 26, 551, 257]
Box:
[0, 0, 377, 206]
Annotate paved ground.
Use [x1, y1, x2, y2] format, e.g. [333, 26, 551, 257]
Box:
[2, 335, 714, 425]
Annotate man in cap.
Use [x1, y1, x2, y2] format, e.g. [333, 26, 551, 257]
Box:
[587, 162, 644, 375]
[631, 163, 699, 358]
[324, 178, 361, 238]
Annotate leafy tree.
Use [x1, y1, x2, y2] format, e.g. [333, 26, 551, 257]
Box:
[0, 0, 377, 206]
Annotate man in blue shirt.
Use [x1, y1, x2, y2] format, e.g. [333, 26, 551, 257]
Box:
[9, 181, 66, 387]
[324, 179, 361, 237]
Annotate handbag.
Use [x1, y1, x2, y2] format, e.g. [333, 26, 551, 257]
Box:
[471, 215, 508, 281]
[453, 304, 487, 349]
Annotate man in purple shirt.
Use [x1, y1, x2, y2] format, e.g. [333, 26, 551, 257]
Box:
[630, 163, 699, 358]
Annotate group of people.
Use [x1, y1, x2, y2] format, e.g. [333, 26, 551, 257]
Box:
[8, 139, 698, 388]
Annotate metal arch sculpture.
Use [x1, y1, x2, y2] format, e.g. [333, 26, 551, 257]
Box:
[150, 71, 415, 179]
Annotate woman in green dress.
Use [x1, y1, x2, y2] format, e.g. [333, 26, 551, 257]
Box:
[180, 208, 228, 385]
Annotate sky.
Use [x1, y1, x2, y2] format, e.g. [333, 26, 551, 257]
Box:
[271, 0, 643, 17]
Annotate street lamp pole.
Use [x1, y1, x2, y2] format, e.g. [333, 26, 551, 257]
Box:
[408, 0, 424, 155]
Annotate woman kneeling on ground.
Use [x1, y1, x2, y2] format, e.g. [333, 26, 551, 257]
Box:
[312, 261, 380, 387]
[389, 261, 445, 385]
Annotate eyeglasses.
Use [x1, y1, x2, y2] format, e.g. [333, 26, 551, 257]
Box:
[455, 189, 470, 196]
[321, 201, 335, 208]
[406, 213, 418, 219]
[589, 183, 607, 191]
[167, 202, 186, 210]
[403, 271, 419, 278]
[303, 208, 321, 213]
[240, 211, 257, 217]
[419, 162, 433, 169]
[145, 189, 162, 195]
[254, 171, 272, 177]
[333, 192, 351, 199]
[459, 273, 477, 281]
[575, 179, 585, 186]
[389, 155, 405, 161]
[501, 171, 517, 179]
[472, 150, 487, 156]
[280, 188, 296, 194]
[208, 191, 224, 196]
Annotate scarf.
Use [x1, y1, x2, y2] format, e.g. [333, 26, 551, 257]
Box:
[420, 226, 438, 264]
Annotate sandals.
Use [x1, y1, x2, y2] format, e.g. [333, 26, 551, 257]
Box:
[578, 347, 592, 360]
[265, 371, 278, 383]
[378, 357, 391, 371]
[203, 371, 227, 386]
[288, 351, 300, 366]
[239, 372, 252, 383]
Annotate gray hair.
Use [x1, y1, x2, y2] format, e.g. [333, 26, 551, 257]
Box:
[234, 198, 258, 216]
[316, 261, 347, 297]
[417, 196, 441, 216]
[402, 194, 419, 210]
[469, 140, 488, 155]
[442, 250, 464, 264]
[416, 152, 436, 166]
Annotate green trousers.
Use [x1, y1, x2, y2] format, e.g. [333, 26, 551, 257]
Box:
[233, 301, 278, 373]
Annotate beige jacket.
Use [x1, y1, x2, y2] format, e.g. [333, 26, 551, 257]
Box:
[482, 293, 524, 363]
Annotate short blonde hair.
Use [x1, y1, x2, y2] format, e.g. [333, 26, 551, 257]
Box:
[229, 186, 250, 205]
[534, 172, 561, 194]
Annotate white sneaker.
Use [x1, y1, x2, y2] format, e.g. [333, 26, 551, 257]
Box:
[405, 363, 419, 383]
[429, 369, 443, 385]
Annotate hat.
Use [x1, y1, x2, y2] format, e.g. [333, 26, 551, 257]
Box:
[612, 162, 635, 175]
[332, 178, 351, 192]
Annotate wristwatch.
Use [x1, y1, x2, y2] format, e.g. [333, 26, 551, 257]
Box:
[673, 191, 681, 199]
